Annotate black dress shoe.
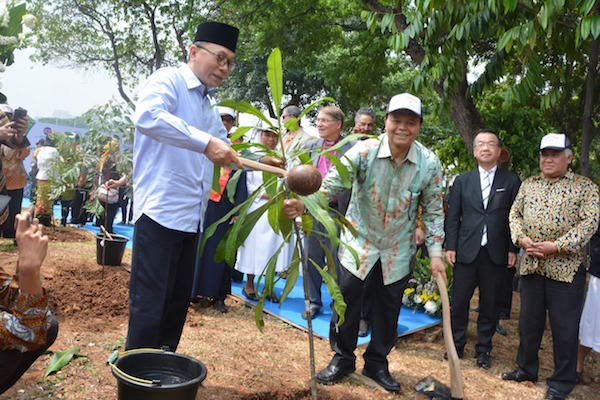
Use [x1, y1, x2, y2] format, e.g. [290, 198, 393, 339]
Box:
[501, 368, 537, 382]
[242, 288, 258, 301]
[358, 319, 370, 337]
[362, 368, 401, 393]
[212, 299, 228, 313]
[496, 322, 507, 336]
[476, 352, 491, 370]
[443, 348, 464, 360]
[545, 388, 567, 400]
[315, 363, 354, 384]
[301, 305, 320, 320]
[266, 292, 279, 303]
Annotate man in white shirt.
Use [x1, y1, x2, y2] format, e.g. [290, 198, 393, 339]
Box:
[126, 21, 242, 351]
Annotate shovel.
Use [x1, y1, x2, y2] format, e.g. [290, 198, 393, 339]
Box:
[416, 272, 464, 399]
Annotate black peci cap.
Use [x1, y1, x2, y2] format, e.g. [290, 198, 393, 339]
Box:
[193, 22, 239, 52]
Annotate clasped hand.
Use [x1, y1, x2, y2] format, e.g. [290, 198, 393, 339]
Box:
[521, 236, 557, 258]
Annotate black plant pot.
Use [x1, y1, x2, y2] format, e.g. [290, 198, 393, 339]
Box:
[95, 233, 129, 266]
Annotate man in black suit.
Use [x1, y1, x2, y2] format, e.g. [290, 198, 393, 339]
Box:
[445, 129, 521, 370]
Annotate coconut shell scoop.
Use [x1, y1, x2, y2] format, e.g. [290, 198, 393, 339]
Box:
[239, 158, 322, 196]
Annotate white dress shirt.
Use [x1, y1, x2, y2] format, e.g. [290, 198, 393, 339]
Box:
[133, 64, 228, 233]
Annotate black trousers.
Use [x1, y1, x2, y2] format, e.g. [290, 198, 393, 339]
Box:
[329, 260, 408, 371]
[70, 189, 89, 225]
[126, 214, 199, 351]
[2, 188, 24, 238]
[450, 245, 506, 354]
[305, 208, 340, 310]
[516, 268, 585, 395]
[498, 266, 517, 318]
[97, 202, 119, 233]
[0, 316, 59, 395]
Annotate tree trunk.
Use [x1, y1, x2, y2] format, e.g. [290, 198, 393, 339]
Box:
[580, 3, 600, 177]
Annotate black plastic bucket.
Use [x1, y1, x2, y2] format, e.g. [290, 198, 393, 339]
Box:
[95, 233, 129, 266]
[110, 349, 207, 400]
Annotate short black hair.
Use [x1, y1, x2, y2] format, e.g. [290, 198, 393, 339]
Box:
[474, 128, 501, 148]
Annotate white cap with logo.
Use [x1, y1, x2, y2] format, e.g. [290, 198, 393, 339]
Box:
[539, 133, 572, 151]
[386, 93, 422, 118]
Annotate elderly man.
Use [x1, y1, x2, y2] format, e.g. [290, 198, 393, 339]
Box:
[284, 93, 445, 393]
[280, 105, 313, 167]
[126, 21, 242, 351]
[299, 106, 354, 320]
[502, 134, 599, 400]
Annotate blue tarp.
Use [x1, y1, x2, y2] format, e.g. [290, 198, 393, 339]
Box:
[24, 198, 440, 341]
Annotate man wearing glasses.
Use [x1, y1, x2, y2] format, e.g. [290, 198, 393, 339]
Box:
[445, 129, 521, 370]
[127, 21, 243, 351]
[300, 106, 354, 320]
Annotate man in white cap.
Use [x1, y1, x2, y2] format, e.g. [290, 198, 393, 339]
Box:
[127, 21, 243, 351]
[503, 134, 599, 400]
[283, 93, 445, 393]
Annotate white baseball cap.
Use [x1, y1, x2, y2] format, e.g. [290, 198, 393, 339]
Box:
[386, 93, 422, 119]
[0, 104, 13, 114]
[218, 106, 235, 118]
[539, 133, 572, 151]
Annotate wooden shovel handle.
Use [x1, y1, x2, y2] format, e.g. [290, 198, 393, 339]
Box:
[100, 225, 114, 240]
[436, 272, 464, 399]
[240, 158, 287, 177]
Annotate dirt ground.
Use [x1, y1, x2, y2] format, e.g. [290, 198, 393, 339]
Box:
[1, 224, 600, 399]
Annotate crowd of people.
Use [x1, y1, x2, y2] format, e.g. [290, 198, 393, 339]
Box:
[1, 20, 599, 400]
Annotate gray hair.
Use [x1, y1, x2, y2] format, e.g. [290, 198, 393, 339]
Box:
[354, 107, 376, 123]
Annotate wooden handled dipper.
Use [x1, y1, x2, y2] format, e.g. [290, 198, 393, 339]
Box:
[240, 158, 322, 196]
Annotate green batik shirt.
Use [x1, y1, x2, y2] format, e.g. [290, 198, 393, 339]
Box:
[318, 135, 445, 285]
[509, 170, 600, 283]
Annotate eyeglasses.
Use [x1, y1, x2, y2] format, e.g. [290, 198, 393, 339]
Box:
[474, 141, 499, 149]
[195, 45, 235, 70]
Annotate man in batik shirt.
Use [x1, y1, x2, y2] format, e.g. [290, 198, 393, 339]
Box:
[283, 93, 445, 393]
[502, 134, 599, 400]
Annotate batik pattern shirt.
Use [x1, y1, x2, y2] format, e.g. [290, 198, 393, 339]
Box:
[318, 135, 445, 285]
[0, 267, 51, 352]
[509, 170, 599, 283]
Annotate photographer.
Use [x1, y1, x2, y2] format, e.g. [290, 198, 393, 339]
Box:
[0, 105, 30, 229]
[0, 209, 58, 394]
[0, 105, 31, 241]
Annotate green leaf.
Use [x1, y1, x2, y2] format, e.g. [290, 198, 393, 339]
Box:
[230, 126, 253, 143]
[226, 169, 243, 204]
[218, 100, 270, 127]
[581, 15, 592, 40]
[321, 152, 351, 188]
[266, 48, 283, 117]
[303, 195, 338, 249]
[45, 346, 85, 378]
[212, 165, 221, 195]
[280, 246, 300, 303]
[590, 15, 600, 39]
[309, 258, 346, 327]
